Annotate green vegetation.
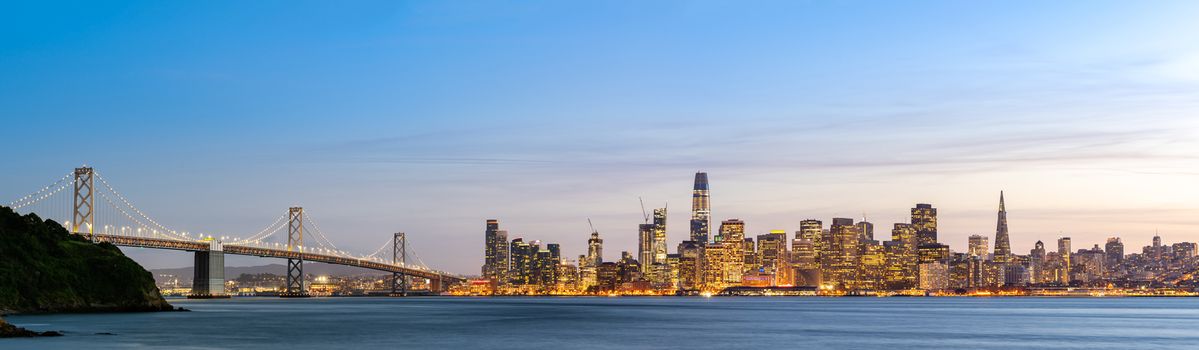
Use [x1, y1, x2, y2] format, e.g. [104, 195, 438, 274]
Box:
[0, 206, 173, 314]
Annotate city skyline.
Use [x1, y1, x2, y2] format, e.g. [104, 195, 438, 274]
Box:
[2, 1, 1199, 274]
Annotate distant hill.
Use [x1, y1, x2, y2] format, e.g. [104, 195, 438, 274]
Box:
[152, 262, 390, 279]
[0, 206, 174, 314]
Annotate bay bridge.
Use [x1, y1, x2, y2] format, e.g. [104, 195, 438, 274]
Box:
[5, 166, 465, 297]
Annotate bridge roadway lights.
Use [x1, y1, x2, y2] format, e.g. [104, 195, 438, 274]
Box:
[188, 241, 230, 299]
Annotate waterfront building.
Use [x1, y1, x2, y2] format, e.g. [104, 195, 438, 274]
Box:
[993, 191, 1012, 263]
[677, 241, 703, 290]
[911, 204, 938, 246]
[757, 230, 787, 276]
[701, 242, 740, 291]
[885, 223, 918, 290]
[742, 238, 758, 275]
[596, 262, 620, 292]
[482, 219, 509, 284]
[690, 172, 711, 243]
[857, 240, 886, 291]
[823, 218, 859, 290]
[918, 262, 949, 291]
[509, 238, 536, 286]
[791, 238, 820, 287]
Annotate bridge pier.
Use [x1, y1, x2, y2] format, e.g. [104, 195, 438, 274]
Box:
[189, 241, 229, 298]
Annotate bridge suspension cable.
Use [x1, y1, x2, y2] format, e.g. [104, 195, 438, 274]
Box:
[6, 172, 72, 209]
[229, 212, 289, 244]
[300, 212, 341, 251]
[93, 172, 177, 235]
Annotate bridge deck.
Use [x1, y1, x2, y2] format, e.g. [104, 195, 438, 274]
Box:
[89, 234, 462, 283]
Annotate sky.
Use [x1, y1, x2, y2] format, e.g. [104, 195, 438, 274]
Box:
[2, 1, 1199, 274]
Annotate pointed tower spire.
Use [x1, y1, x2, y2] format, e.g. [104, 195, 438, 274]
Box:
[993, 191, 1011, 264]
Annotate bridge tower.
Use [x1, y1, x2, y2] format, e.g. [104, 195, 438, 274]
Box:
[283, 207, 309, 297]
[391, 232, 408, 296]
[72, 167, 94, 237]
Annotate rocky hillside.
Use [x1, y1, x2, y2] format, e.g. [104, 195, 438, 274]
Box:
[0, 206, 174, 314]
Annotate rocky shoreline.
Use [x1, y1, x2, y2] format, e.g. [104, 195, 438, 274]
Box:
[0, 317, 61, 338]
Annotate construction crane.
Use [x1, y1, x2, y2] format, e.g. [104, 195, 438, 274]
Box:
[639, 197, 650, 224]
[588, 218, 598, 235]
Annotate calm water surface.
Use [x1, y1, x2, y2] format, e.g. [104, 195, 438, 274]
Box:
[5, 297, 1199, 349]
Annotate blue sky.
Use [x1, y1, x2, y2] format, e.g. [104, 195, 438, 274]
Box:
[3, 1, 1199, 273]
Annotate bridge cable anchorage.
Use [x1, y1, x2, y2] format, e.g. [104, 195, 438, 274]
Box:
[93, 172, 176, 235]
[6, 172, 73, 208]
[230, 212, 289, 244]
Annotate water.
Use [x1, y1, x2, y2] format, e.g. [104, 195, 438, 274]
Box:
[5, 297, 1199, 349]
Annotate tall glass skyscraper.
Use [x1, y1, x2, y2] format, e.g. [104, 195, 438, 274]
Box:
[690, 172, 711, 243]
[993, 191, 1012, 263]
[482, 219, 509, 283]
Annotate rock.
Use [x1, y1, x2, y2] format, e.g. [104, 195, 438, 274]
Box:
[0, 317, 62, 338]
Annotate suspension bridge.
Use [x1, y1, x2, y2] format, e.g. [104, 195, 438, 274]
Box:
[5, 166, 464, 297]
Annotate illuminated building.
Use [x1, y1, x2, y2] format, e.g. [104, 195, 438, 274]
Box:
[653, 208, 668, 268]
[1058, 237, 1072, 284]
[756, 230, 787, 276]
[968, 235, 989, 259]
[701, 242, 740, 291]
[596, 262, 620, 291]
[587, 231, 603, 267]
[822, 218, 859, 290]
[666, 254, 681, 288]
[638, 223, 653, 275]
[690, 172, 711, 243]
[856, 240, 885, 291]
[1104, 237, 1123, 276]
[885, 223, 917, 290]
[718, 219, 745, 243]
[911, 203, 938, 246]
[742, 238, 758, 275]
[1003, 264, 1029, 286]
[791, 238, 820, 287]
[1172, 242, 1196, 261]
[918, 262, 949, 291]
[993, 192, 1011, 263]
[677, 241, 702, 290]
[640, 207, 668, 275]
[1073, 245, 1105, 283]
[482, 219, 509, 284]
[918, 243, 950, 264]
[798, 219, 823, 265]
[856, 220, 874, 241]
[1029, 240, 1047, 284]
[508, 238, 536, 286]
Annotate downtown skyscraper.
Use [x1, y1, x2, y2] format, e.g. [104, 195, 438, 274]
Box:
[993, 191, 1012, 263]
[690, 172, 711, 243]
[482, 219, 509, 283]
